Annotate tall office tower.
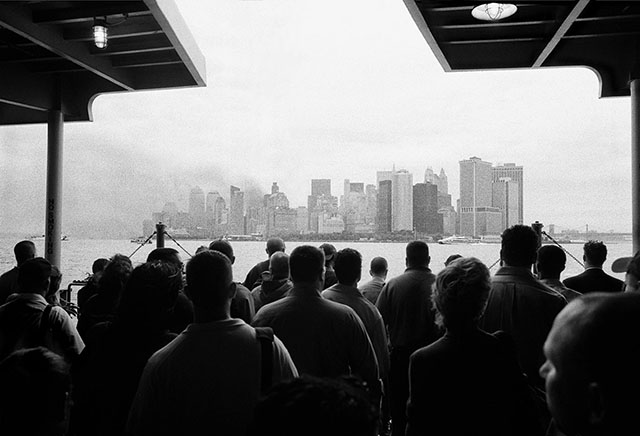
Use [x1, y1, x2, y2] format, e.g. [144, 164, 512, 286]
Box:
[425, 167, 451, 208]
[311, 179, 331, 197]
[492, 163, 524, 225]
[459, 157, 502, 237]
[342, 179, 368, 233]
[438, 168, 448, 195]
[229, 185, 244, 235]
[365, 184, 377, 226]
[392, 170, 413, 231]
[377, 180, 392, 233]
[492, 177, 520, 230]
[189, 186, 205, 218]
[413, 182, 442, 234]
[205, 191, 225, 236]
[308, 179, 337, 233]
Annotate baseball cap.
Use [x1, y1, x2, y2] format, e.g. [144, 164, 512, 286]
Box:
[612, 252, 640, 273]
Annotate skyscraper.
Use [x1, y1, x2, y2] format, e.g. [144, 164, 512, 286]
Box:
[492, 163, 524, 225]
[377, 180, 392, 233]
[492, 177, 520, 229]
[459, 157, 502, 237]
[392, 170, 413, 231]
[311, 179, 331, 197]
[229, 185, 244, 235]
[189, 186, 206, 233]
[308, 179, 337, 233]
[413, 182, 442, 234]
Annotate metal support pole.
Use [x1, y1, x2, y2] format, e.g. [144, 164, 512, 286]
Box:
[632, 79, 640, 254]
[45, 110, 64, 268]
[156, 222, 166, 248]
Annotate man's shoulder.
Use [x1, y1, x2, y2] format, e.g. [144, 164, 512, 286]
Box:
[0, 267, 17, 281]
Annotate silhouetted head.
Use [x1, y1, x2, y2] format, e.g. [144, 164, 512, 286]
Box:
[117, 261, 181, 329]
[540, 293, 640, 436]
[147, 248, 182, 269]
[289, 245, 325, 285]
[14, 240, 36, 266]
[319, 243, 337, 267]
[249, 375, 379, 436]
[0, 347, 71, 436]
[269, 252, 290, 280]
[369, 257, 388, 278]
[583, 240, 607, 268]
[98, 254, 133, 299]
[91, 258, 109, 274]
[266, 238, 285, 256]
[186, 250, 235, 309]
[444, 254, 462, 267]
[405, 241, 430, 268]
[500, 225, 538, 268]
[334, 248, 362, 287]
[209, 240, 235, 264]
[537, 245, 567, 279]
[433, 257, 491, 331]
[17, 257, 52, 295]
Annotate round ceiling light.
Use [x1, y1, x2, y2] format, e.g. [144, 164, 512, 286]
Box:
[471, 3, 518, 21]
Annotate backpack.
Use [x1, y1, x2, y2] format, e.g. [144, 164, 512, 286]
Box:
[255, 326, 274, 393]
[0, 301, 55, 359]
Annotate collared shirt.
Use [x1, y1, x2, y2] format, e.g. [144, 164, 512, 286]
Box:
[540, 278, 582, 302]
[376, 267, 439, 350]
[252, 283, 379, 383]
[322, 283, 390, 377]
[0, 292, 84, 361]
[127, 318, 297, 436]
[480, 266, 567, 389]
[358, 276, 386, 305]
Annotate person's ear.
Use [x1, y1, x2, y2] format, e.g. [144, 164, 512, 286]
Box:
[228, 282, 237, 299]
[587, 382, 605, 428]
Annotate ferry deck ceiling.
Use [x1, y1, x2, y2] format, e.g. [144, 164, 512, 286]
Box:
[405, 0, 640, 252]
[0, 0, 206, 125]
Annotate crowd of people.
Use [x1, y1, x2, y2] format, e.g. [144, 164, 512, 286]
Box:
[0, 226, 637, 436]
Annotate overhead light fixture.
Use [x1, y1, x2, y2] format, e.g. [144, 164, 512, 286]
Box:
[93, 18, 108, 49]
[471, 3, 517, 21]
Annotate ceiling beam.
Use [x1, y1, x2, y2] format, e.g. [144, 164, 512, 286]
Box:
[438, 20, 555, 30]
[33, 2, 150, 25]
[89, 35, 173, 56]
[0, 4, 135, 90]
[575, 13, 640, 23]
[444, 37, 545, 45]
[111, 50, 180, 68]
[533, 0, 590, 67]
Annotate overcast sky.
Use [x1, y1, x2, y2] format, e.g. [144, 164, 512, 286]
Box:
[0, 0, 633, 237]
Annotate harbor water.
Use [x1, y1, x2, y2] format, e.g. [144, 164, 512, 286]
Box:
[0, 238, 632, 298]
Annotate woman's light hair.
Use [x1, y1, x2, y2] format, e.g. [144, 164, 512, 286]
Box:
[432, 257, 491, 330]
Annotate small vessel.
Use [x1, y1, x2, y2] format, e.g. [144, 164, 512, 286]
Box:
[28, 234, 69, 241]
[130, 236, 151, 244]
[438, 235, 480, 245]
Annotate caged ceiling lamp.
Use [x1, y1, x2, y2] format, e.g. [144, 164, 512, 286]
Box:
[92, 18, 108, 49]
[471, 3, 518, 21]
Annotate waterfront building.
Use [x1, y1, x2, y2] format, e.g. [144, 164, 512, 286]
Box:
[377, 180, 392, 233]
[459, 157, 502, 237]
[342, 179, 368, 233]
[413, 182, 442, 235]
[492, 178, 520, 230]
[318, 213, 345, 234]
[229, 185, 245, 235]
[307, 179, 338, 233]
[438, 206, 457, 235]
[296, 207, 309, 233]
[205, 191, 226, 237]
[188, 186, 206, 233]
[264, 182, 294, 236]
[392, 169, 413, 232]
[365, 184, 377, 226]
[492, 163, 524, 225]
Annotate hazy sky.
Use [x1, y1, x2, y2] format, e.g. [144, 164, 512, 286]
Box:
[0, 0, 633, 237]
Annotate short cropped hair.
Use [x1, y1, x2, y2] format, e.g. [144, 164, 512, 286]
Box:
[537, 245, 566, 276]
[14, 240, 36, 265]
[501, 225, 538, 267]
[209, 240, 234, 262]
[117, 261, 181, 327]
[269, 252, 290, 279]
[370, 257, 388, 275]
[406, 241, 429, 266]
[0, 347, 70, 435]
[91, 258, 109, 274]
[147, 248, 181, 268]
[444, 254, 462, 266]
[334, 249, 362, 285]
[289, 245, 324, 283]
[186, 250, 233, 307]
[432, 257, 491, 330]
[266, 238, 285, 255]
[249, 376, 379, 436]
[583, 240, 607, 266]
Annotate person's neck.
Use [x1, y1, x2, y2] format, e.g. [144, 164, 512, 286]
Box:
[584, 261, 602, 270]
[193, 306, 230, 323]
[406, 264, 428, 270]
[538, 272, 560, 281]
[293, 281, 322, 293]
[372, 274, 386, 280]
[502, 262, 532, 271]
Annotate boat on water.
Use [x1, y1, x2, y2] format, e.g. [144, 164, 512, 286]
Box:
[130, 237, 152, 244]
[27, 234, 68, 241]
[438, 235, 481, 245]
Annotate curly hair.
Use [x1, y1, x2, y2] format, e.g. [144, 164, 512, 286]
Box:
[432, 257, 491, 330]
[583, 240, 607, 266]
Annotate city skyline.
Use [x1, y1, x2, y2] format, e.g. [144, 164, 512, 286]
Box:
[0, 0, 632, 238]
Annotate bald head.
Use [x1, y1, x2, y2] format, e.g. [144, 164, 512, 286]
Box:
[269, 252, 290, 280]
[14, 240, 36, 266]
[266, 238, 285, 256]
[541, 293, 640, 435]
